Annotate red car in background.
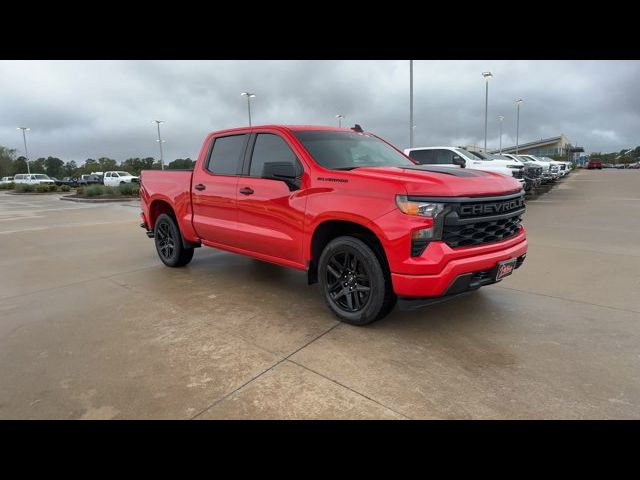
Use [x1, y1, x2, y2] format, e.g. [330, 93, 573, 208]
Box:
[587, 160, 603, 169]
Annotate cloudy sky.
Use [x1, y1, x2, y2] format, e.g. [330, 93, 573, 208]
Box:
[1, 60, 638, 162]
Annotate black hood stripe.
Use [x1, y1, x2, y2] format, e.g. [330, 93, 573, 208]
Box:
[399, 166, 491, 177]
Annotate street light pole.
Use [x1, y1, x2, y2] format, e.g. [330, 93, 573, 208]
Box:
[515, 98, 523, 154]
[409, 60, 414, 148]
[153, 120, 165, 170]
[498, 115, 504, 154]
[482, 72, 493, 152]
[335, 114, 344, 128]
[17, 127, 31, 175]
[241, 92, 256, 127]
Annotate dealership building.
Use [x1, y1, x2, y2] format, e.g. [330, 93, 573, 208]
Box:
[489, 134, 584, 161]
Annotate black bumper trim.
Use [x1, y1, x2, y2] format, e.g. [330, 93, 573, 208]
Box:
[398, 254, 526, 311]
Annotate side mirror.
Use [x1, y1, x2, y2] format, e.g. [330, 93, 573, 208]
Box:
[262, 162, 301, 190]
[452, 155, 465, 167]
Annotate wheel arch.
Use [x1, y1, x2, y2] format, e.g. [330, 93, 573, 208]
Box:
[307, 219, 390, 285]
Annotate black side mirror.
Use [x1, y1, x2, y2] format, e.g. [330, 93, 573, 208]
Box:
[262, 162, 301, 190]
[452, 155, 465, 167]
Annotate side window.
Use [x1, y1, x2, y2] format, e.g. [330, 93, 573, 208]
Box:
[249, 133, 301, 178]
[207, 134, 248, 176]
[435, 149, 455, 164]
[408, 149, 436, 164]
[106, 173, 112, 178]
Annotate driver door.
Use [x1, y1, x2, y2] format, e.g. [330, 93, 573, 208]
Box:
[234, 132, 307, 267]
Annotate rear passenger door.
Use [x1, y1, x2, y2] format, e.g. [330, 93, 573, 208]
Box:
[191, 133, 249, 247]
[234, 132, 307, 267]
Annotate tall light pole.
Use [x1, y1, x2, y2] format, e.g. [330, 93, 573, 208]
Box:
[153, 120, 165, 170]
[515, 98, 523, 154]
[17, 127, 31, 175]
[335, 114, 344, 128]
[498, 115, 504, 154]
[241, 92, 256, 126]
[409, 60, 414, 148]
[482, 71, 493, 152]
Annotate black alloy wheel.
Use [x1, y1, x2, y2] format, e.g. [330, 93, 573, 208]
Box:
[319, 236, 396, 325]
[325, 249, 371, 313]
[155, 220, 176, 261]
[154, 213, 194, 267]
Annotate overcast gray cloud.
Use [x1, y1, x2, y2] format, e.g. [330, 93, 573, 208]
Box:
[1, 60, 639, 162]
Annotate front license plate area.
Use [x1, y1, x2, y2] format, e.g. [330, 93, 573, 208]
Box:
[495, 258, 517, 281]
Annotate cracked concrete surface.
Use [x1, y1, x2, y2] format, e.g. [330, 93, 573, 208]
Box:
[0, 170, 639, 419]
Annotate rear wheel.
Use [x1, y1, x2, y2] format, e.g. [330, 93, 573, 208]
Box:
[154, 213, 194, 267]
[318, 236, 396, 325]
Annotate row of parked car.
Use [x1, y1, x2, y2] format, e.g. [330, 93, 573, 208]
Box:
[0, 171, 140, 187]
[402, 146, 572, 193]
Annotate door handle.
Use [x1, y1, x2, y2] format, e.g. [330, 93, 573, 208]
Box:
[194, 184, 206, 191]
[239, 187, 254, 195]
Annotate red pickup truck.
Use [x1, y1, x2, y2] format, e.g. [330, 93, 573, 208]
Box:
[140, 125, 527, 325]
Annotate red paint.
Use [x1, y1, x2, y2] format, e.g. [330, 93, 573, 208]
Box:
[140, 125, 528, 298]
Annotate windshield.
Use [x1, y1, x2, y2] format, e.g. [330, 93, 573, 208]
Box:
[493, 154, 521, 162]
[116, 171, 131, 176]
[454, 148, 480, 160]
[293, 130, 414, 170]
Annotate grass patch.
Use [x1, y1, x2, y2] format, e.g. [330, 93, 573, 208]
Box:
[0, 182, 15, 190]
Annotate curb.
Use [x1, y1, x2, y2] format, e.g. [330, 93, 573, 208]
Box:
[60, 196, 140, 203]
[4, 191, 65, 195]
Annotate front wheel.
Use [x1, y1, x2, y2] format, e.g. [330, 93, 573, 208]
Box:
[318, 236, 396, 325]
[154, 213, 194, 267]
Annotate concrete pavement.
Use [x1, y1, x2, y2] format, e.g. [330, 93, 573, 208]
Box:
[1, 170, 639, 419]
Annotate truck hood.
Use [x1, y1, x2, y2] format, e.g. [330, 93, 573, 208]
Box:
[346, 165, 523, 197]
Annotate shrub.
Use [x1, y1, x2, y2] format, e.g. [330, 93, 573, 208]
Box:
[60, 184, 71, 192]
[76, 187, 84, 195]
[15, 183, 35, 193]
[0, 182, 15, 190]
[48, 184, 58, 192]
[85, 185, 106, 197]
[118, 182, 140, 196]
[35, 184, 50, 193]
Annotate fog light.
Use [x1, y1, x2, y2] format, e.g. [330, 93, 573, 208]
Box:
[411, 228, 433, 257]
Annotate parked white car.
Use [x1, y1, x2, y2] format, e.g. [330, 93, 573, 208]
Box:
[13, 174, 56, 185]
[1, 176, 14, 185]
[403, 146, 526, 189]
[103, 171, 139, 187]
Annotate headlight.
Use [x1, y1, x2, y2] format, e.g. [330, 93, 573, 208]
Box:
[396, 195, 444, 217]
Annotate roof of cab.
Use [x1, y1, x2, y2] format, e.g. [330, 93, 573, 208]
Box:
[208, 124, 360, 136]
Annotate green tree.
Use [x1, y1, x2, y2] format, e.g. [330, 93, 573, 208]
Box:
[12, 157, 28, 175]
[0, 146, 16, 178]
[167, 158, 195, 169]
[30, 158, 46, 174]
[82, 159, 98, 174]
[44, 157, 64, 178]
[97, 157, 118, 172]
[63, 160, 79, 177]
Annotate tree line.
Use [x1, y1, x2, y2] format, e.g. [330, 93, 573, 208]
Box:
[0, 146, 195, 179]
[589, 146, 640, 164]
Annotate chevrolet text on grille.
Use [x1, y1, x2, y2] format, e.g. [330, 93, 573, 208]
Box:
[460, 198, 525, 216]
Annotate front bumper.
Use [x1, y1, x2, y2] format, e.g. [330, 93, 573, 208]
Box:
[390, 230, 528, 297]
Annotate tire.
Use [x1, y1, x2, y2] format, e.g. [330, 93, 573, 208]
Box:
[318, 236, 396, 326]
[154, 213, 194, 267]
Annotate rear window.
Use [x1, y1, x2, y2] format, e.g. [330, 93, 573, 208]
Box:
[207, 134, 248, 175]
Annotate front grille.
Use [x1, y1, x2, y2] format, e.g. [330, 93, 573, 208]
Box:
[524, 166, 542, 178]
[559, 164, 566, 170]
[512, 169, 524, 179]
[442, 215, 523, 248]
